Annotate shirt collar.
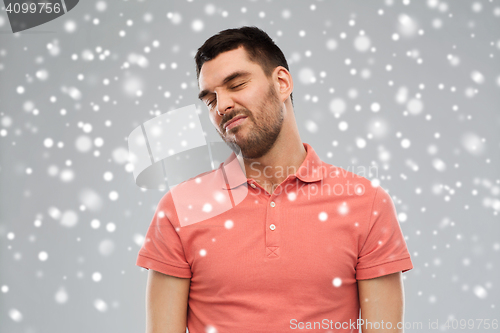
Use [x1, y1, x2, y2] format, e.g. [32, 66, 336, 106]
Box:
[219, 142, 324, 190]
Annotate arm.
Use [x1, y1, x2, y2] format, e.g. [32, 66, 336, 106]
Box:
[358, 271, 405, 333]
[146, 269, 191, 333]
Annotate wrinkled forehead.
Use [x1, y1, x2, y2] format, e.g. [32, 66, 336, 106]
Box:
[198, 47, 262, 89]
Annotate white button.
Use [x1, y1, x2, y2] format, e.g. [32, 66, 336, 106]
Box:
[250, 183, 256, 188]
[269, 224, 276, 230]
[270, 201, 276, 207]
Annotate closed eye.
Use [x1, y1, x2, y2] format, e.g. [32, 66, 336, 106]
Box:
[206, 83, 245, 108]
[230, 83, 245, 89]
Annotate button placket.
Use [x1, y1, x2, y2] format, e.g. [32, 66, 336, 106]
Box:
[265, 194, 281, 258]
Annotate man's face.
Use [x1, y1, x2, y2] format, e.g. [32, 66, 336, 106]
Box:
[198, 46, 284, 159]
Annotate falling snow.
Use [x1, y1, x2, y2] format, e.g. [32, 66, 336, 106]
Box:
[0, 1, 498, 332]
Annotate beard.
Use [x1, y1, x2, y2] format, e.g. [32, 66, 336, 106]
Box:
[217, 83, 284, 159]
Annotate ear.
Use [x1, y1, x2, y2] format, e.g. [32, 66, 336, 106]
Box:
[274, 66, 293, 104]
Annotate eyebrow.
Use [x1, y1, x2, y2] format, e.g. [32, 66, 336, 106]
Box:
[198, 70, 251, 101]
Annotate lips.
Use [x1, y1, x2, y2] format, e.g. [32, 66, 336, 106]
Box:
[224, 115, 247, 130]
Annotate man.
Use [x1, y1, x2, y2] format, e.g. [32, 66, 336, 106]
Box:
[136, 26, 413, 333]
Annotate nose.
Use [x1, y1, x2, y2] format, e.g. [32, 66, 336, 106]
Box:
[215, 91, 234, 116]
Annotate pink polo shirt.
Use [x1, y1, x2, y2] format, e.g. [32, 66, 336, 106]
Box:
[136, 142, 413, 333]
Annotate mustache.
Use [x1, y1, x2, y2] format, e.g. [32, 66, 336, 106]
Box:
[221, 109, 250, 128]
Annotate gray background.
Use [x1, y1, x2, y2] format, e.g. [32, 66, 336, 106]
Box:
[1, 0, 499, 332]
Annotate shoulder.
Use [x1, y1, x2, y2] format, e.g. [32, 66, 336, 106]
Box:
[155, 166, 222, 227]
[319, 161, 380, 198]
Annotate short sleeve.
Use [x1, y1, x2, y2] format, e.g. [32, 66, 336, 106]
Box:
[356, 186, 413, 280]
[136, 193, 192, 278]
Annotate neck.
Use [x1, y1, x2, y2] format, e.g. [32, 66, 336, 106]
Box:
[236, 104, 306, 186]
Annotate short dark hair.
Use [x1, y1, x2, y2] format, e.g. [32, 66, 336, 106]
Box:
[195, 26, 293, 105]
